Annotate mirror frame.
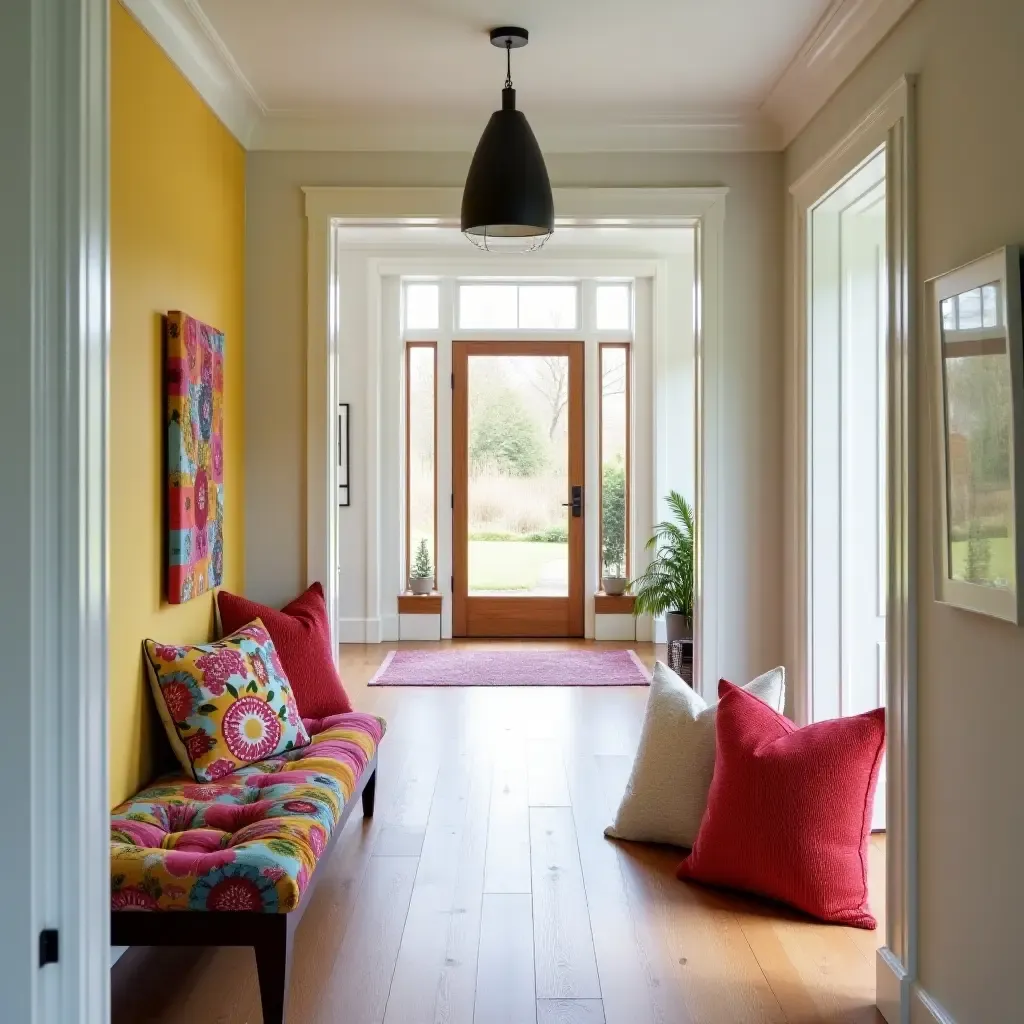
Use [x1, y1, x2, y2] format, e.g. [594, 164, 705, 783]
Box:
[929, 245, 1024, 622]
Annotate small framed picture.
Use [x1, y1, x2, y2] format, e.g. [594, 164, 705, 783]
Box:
[338, 403, 350, 507]
[929, 246, 1024, 621]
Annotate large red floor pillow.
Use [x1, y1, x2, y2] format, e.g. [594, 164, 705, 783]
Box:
[677, 680, 885, 928]
[217, 582, 353, 720]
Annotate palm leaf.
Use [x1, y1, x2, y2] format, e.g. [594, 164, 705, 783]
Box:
[627, 490, 695, 618]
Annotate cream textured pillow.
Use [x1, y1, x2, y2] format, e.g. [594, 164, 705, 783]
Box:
[605, 662, 785, 849]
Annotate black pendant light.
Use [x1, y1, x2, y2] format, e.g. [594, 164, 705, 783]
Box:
[462, 27, 554, 252]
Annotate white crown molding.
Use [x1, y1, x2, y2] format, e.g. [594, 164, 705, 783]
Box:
[251, 110, 781, 153]
[120, 0, 779, 154]
[122, 0, 914, 154]
[762, 0, 918, 147]
[120, 0, 263, 146]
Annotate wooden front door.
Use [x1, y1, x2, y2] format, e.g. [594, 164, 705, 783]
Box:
[452, 341, 585, 637]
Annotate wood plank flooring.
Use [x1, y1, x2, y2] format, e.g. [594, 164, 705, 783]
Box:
[111, 640, 885, 1024]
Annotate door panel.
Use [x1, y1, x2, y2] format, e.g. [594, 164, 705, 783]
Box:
[453, 341, 585, 637]
[839, 184, 887, 829]
[808, 151, 887, 831]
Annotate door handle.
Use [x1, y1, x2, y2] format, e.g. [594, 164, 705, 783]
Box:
[562, 485, 583, 518]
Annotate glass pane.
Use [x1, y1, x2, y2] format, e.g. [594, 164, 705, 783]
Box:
[600, 347, 629, 580]
[596, 284, 632, 331]
[467, 354, 569, 595]
[405, 282, 439, 330]
[459, 284, 518, 330]
[407, 346, 435, 583]
[982, 282, 1001, 328]
[942, 300, 1015, 590]
[956, 287, 983, 329]
[518, 285, 578, 329]
[941, 297, 956, 330]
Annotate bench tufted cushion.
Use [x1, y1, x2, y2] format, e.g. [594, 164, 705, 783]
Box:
[110, 712, 385, 913]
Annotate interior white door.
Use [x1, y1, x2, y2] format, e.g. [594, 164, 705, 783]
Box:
[840, 182, 887, 830]
[808, 151, 887, 831]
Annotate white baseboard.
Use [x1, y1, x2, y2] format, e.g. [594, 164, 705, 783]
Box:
[380, 614, 399, 642]
[876, 947, 908, 1024]
[337, 617, 382, 643]
[912, 987, 958, 1024]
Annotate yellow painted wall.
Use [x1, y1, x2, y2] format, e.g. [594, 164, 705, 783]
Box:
[110, 1, 245, 806]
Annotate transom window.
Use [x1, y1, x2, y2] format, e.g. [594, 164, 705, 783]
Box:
[458, 282, 579, 331]
[404, 281, 440, 331]
[595, 283, 633, 331]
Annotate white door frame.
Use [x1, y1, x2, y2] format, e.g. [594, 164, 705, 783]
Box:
[329, 255, 690, 647]
[304, 187, 726, 697]
[0, 1, 110, 1022]
[787, 77, 916, 1023]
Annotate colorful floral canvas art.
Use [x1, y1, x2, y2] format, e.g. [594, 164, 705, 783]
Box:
[166, 311, 225, 603]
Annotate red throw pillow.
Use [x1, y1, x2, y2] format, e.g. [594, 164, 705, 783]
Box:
[216, 583, 352, 719]
[676, 680, 884, 928]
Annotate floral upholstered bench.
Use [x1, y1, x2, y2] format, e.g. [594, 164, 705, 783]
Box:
[111, 712, 385, 1023]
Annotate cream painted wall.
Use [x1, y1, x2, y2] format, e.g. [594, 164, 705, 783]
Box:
[245, 151, 785, 684]
[785, 0, 1024, 1019]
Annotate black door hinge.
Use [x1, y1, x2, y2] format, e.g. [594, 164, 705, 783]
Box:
[451, 372, 455, 389]
[39, 929, 59, 967]
[451, 493, 454, 509]
[451, 575, 454, 591]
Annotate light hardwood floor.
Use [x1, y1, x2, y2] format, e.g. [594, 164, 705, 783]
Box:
[111, 641, 885, 1024]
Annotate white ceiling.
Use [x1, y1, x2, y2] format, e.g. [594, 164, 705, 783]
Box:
[198, 0, 829, 120]
[127, 0, 917, 150]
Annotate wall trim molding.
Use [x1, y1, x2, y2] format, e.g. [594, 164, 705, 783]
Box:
[120, 0, 918, 154]
[305, 188, 724, 696]
[119, 0, 780, 153]
[120, 0, 262, 146]
[2, 0, 112, 1019]
[763, 0, 918, 147]
[336, 617, 382, 644]
[876, 946, 909, 1023]
[912, 987, 958, 1024]
[253, 110, 780, 153]
[784, 76, 917, 1019]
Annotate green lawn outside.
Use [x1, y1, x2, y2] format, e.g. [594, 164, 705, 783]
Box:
[469, 540, 568, 592]
[949, 536, 1015, 586]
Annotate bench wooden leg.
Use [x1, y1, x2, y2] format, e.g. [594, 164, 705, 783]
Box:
[361, 768, 377, 817]
[254, 917, 292, 1024]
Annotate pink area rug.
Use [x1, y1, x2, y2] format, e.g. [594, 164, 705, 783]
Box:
[369, 649, 651, 688]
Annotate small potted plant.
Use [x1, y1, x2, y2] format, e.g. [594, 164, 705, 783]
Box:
[409, 538, 435, 595]
[601, 462, 628, 595]
[628, 490, 694, 643]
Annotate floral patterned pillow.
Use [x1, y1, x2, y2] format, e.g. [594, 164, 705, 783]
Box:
[143, 618, 310, 782]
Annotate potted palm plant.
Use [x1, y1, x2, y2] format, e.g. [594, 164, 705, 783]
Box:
[628, 490, 694, 643]
[409, 538, 435, 595]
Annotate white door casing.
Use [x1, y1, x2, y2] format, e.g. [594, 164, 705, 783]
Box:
[304, 188, 725, 696]
[808, 154, 888, 829]
[0, 1, 111, 1022]
[788, 77, 916, 1023]
[385, 270, 674, 644]
[840, 184, 888, 831]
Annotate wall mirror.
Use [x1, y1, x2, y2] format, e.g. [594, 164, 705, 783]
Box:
[930, 246, 1024, 621]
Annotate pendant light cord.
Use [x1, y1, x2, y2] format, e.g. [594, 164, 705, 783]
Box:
[505, 39, 513, 89]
